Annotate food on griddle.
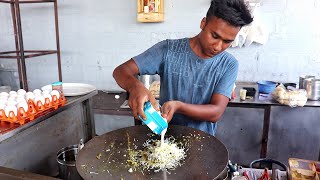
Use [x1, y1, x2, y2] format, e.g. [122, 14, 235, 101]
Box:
[96, 153, 102, 160]
[127, 136, 187, 172]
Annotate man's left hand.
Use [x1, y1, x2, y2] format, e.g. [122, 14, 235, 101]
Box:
[161, 101, 182, 122]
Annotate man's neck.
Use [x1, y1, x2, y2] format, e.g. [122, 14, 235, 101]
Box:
[189, 36, 212, 59]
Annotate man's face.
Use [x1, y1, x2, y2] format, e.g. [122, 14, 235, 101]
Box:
[198, 16, 240, 58]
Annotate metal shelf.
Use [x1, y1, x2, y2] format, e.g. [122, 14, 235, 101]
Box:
[0, 50, 58, 58]
[0, 0, 55, 4]
[0, 0, 62, 91]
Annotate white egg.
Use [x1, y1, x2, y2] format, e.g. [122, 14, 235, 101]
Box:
[0, 95, 7, 99]
[6, 100, 17, 106]
[34, 92, 42, 97]
[0, 103, 6, 111]
[16, 101, 28, 112]
[17, 89, 27, 96]
[9, 91, 17, 96]
[50, 90, 60, 99]
[0, 92, 9, 97]
[16, 97, 26, 103]
[33, 89, 42, 95]
[0, 96, 8, 103]
[0, 94, 8, 98]
[0, 99, 7, 105]
[7, 98, 16, 103]
[42, 90, 50, 95]
[4, 105, 17, 117]
[43, 93, 52, 102]
[9, 94, 17, 99]
[33, 95, 45, 106]
[25, 92, 33, 97]
[16, 94, 25, 99]
[25, 93, 35, 102]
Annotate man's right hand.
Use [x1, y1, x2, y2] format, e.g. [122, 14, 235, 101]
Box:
[127, 83, 159, 120]
[113, 59, 159, 121]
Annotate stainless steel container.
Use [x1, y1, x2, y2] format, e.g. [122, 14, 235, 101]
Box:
[299, 75, 315, 89]
[310, 79, 320, 100]
[138, 74, 160, 89]
[139, 75, 151, 89]
[302, 77, 315, 91]
[305, 79, 320, 100]
[57, 144, 82, 180]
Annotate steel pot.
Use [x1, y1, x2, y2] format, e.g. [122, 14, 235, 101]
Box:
[299, 75, 315, 89]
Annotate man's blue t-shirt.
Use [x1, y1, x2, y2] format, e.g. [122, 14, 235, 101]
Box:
[133, 38, 238, 136]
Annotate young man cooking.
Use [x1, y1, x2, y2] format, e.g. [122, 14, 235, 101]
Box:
[113, 0, 253, 136]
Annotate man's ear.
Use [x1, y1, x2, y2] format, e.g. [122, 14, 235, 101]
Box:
[200, 17, 206, 30]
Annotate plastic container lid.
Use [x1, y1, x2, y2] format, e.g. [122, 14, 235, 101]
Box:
[52, 82, 63, 86]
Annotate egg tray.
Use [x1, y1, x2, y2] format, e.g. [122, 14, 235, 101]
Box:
[0, 94, 66, 125]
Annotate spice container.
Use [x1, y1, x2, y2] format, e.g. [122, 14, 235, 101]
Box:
[52, 82, 63, 94]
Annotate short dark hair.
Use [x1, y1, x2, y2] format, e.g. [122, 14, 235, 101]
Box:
[206, 0, 253, 27]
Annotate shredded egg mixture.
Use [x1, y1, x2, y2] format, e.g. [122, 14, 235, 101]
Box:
[127, 135, 187, 172]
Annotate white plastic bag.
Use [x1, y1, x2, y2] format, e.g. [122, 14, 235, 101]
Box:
[272, 85, 307, 107]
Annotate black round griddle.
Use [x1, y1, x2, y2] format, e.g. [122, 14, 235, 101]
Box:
[76, 125, 228, 180]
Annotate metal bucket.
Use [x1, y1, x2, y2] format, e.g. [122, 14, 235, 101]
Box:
[299, 75, 315, 89]
[57, 144, 82, 180]
[138, 74, 160, 89]
[305, 79, 320, 100]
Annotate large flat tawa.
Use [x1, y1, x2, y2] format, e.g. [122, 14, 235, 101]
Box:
[76, 125, 228, 180]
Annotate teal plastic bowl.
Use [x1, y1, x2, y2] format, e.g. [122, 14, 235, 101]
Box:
[257, 81, 277, 94]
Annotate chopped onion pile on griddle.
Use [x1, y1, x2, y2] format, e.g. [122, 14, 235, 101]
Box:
[127, 137, 186, 172]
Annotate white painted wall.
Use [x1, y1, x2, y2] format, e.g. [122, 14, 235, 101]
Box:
[1, 0, 320, 91]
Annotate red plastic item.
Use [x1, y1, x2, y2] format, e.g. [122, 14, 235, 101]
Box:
[257, 168, 271, 180]
[243, 171, 250, 180]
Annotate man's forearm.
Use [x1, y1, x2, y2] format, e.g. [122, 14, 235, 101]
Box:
[113, 69, 139, 92]
[113, 60, 142, 92]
